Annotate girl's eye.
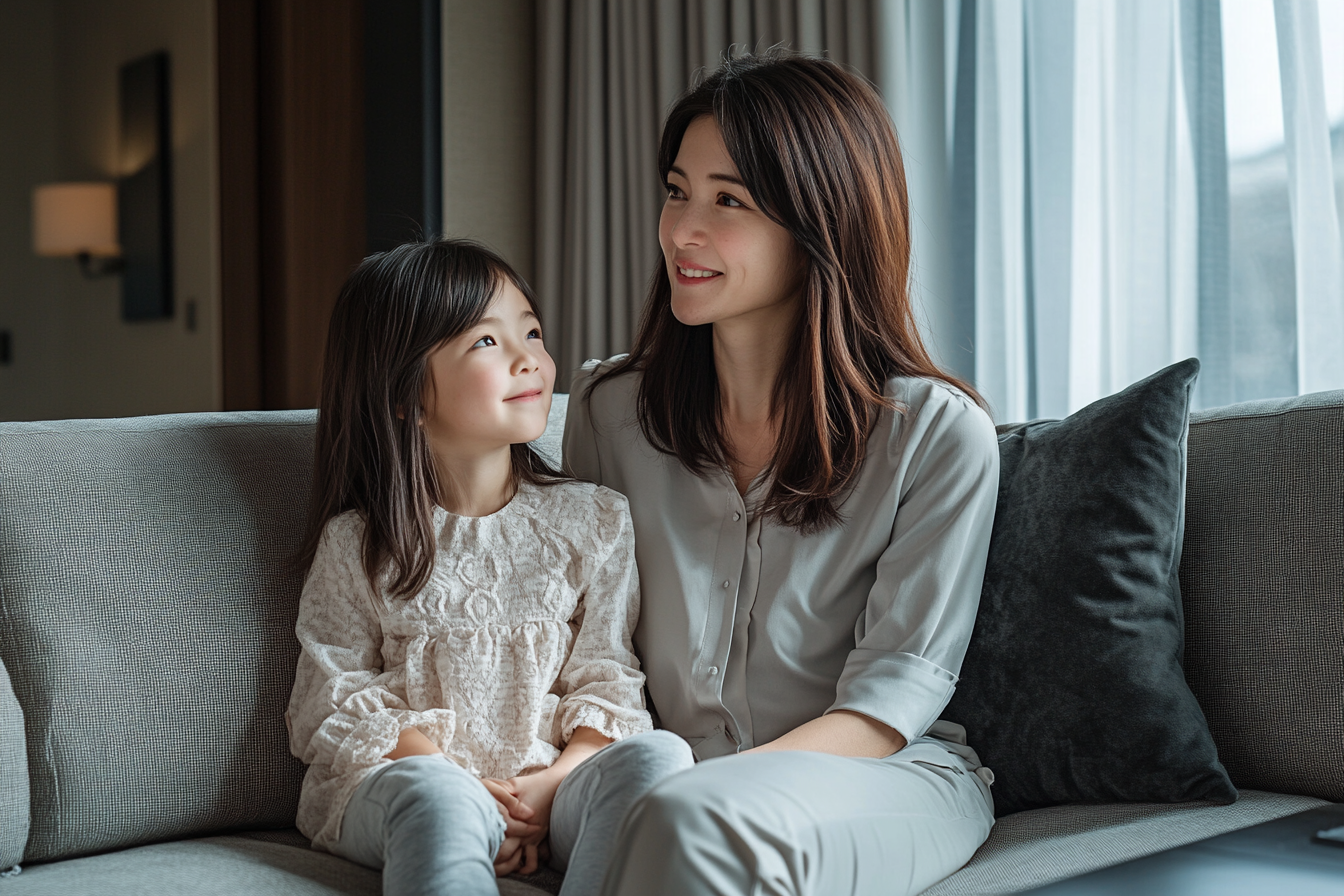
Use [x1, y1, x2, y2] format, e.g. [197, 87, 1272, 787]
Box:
[527, 328, 543, 340]
[472, 335, 496, 349]
[719, 193, 744, 208]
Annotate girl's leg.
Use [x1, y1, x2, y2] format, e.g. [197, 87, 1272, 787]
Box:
[549, 730, 696, 895]
[598, 739, 995, 896]
[333, 754, 506, 896]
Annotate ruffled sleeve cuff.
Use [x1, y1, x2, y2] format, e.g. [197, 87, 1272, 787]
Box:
[829, 648, 957, 745]
[558, 696, 653, 745]
[330, 707, 457, 776]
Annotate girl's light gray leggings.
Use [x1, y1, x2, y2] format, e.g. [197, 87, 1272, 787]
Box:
[330, 729, 695, 896]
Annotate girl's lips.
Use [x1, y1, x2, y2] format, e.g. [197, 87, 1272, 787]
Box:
[505, 389, 544, 402]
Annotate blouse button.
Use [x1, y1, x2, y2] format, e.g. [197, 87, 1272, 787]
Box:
[708, 666, 719, 676]
[733, 511, 742, 521]
[721, 580, 730, 589]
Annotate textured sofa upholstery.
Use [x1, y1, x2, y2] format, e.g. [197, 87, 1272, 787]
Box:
[0, 391, 1339, 895]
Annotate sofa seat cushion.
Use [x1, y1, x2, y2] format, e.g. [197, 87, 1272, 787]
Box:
[2, 830, 559, 896]
[925, 789, 1329, 895]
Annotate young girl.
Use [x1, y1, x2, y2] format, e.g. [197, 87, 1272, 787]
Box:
[285, 239, 690, 896]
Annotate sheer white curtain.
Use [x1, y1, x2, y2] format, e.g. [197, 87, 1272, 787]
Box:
[890, 0, 1344, 419]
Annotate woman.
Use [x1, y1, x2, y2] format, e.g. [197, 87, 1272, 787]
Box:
[556, 51, 999, 895]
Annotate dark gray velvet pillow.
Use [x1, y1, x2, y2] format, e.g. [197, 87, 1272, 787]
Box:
[945, 358, 1236, 817]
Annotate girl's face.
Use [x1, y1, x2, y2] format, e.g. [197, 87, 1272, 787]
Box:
[659, 115, 806, 329]
[420, 280, 555, 457]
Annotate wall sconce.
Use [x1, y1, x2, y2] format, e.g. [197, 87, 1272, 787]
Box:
[32, 182, 125, 277]
[30, 51, 173, 322]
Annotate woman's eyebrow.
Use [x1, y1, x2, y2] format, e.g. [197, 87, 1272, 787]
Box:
[667, 165, 746, 188]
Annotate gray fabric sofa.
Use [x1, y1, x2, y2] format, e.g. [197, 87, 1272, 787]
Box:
[1, 390, 1340, 895]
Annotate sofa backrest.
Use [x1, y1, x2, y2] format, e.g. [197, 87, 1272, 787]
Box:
[0, 411, 316, 863]
[1179, 389, 1344, 802]
[0, 390, 1337, 863]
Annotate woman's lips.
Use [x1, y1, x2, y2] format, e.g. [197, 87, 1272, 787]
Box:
[674, 262, 723, 285]
[505, 389, 544, 402]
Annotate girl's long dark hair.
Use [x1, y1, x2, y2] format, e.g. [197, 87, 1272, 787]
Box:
[593, 50, 983, 532]
[299, 238, 562, 597]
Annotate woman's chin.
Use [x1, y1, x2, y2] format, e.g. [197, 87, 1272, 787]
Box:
[669, 296, 718, 328]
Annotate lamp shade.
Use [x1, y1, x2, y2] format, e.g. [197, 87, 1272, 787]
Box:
[32, 182, 120, 257]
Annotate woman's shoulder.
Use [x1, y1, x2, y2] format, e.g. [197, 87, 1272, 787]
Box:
[568, 355, 640, 418]
[880, 375, 998, 463]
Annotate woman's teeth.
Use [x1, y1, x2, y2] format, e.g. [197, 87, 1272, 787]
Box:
[678, 266, 719, 278]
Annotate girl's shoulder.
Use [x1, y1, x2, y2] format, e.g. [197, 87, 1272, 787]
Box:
[520, 479, 632, 544]
[318, 508, 366, 548]
[524, 478, 630, 518]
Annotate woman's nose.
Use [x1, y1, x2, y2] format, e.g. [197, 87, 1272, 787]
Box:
[670, 202, 708, 247]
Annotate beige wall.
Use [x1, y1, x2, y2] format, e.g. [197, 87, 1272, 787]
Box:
[0, 0, 218, 422]
[0, 3, 65, 421]
[441, 0, 536, 283]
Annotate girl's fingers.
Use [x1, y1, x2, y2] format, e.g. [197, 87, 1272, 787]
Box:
[503, 814, 542, 839]
[482, 778, 535, 820]
[494, 836, 523, 876]
[520, 842, 540, 875]
[494, 847, 524, 877]
[482, 779, 519, 809]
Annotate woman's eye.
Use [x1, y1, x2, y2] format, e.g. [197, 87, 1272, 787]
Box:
[472, 335, 496, 348]
[665, 183, 685, 200]
[719, 193, 743, 208]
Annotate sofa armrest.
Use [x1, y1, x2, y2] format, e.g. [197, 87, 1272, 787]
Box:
[0, 651, 28, 869]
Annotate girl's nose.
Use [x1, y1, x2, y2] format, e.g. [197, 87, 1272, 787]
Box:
[513, 343, 542, 375]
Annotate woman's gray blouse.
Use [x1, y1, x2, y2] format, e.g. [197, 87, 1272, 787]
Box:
[563, 358, 1000, 761]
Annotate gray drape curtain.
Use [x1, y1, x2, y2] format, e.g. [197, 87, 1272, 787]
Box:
[535, 0, 878, 387]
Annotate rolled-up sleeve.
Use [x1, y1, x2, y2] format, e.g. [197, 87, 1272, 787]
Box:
[555, 492, 653, 743]
[829, 393, 1000, 744]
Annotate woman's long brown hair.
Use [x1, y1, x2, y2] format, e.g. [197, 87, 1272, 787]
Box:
[593, 50, 982, 532]
[299, 238, 562, 597]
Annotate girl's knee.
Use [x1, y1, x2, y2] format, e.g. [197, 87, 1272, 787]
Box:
[581, 730, 694, 793]
[379, 756, 498, 830]
[623, 730, 695, 776]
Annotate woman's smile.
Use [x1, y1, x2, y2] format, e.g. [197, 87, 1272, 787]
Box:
[673, 259, 724, 284]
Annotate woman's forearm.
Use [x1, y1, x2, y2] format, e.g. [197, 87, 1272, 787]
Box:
[746, 709, 907, 758]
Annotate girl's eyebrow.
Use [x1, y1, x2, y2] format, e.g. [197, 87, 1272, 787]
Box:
[667, 165, 746, 188]
[473, 310, 539, 327]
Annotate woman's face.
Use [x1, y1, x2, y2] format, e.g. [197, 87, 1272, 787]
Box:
[659, 115, 805, 329]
